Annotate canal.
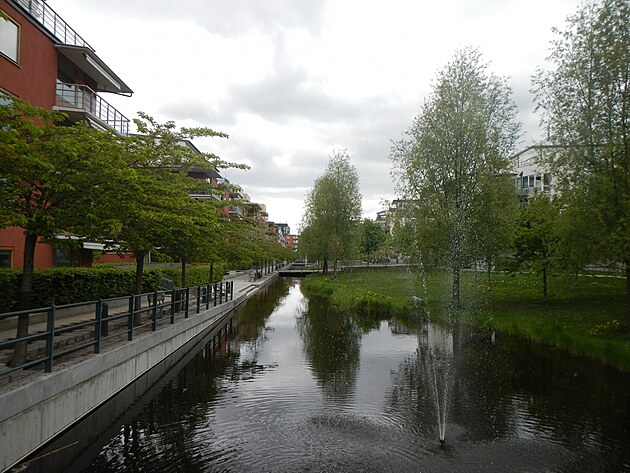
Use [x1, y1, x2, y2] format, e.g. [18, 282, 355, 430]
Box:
[15, 278, 630, 472]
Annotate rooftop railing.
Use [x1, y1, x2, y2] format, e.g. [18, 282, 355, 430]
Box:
[55, 82, 130, 135]
[13, 0, 93, 49]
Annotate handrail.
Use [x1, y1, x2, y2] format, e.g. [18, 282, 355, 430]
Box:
[13, 0, 93, 50]
[55, 82, 130, 135]
[0, 281, 235, 382]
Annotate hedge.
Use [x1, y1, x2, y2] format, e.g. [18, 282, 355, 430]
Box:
[0, 261, 230, 313]
[159, 261, 229, 288]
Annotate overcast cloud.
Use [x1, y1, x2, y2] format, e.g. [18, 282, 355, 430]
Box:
[50, 0, 582, 231]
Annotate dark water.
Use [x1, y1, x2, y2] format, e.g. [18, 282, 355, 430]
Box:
[17, 278, 630, 472]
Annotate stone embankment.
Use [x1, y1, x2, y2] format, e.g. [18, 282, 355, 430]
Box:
[0, 270, 279, 472]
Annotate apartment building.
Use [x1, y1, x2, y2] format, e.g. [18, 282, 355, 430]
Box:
[0, 0, 132, 268]
[512, 145, 555, 202]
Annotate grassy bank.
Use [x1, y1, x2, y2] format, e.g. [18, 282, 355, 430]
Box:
[301, 269, 630, 371]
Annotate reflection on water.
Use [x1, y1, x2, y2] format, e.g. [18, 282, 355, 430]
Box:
[296, 295, 362, 401]
[15, 279, 630, 473]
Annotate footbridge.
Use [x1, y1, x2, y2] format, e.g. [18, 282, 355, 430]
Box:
[279, 263, 320, 277]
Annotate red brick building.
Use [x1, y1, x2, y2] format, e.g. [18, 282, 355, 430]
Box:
[0, 0, 132, 269]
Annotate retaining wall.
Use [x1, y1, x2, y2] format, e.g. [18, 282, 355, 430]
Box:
[0, 274, 278, 472]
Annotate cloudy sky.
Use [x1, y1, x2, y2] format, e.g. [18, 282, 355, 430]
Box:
[49, 0, 582, 232]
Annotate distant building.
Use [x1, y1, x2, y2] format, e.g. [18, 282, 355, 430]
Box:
[512, 145, 556, 202]
[286, 234, 297, 251]
[375, 210, 389, 232]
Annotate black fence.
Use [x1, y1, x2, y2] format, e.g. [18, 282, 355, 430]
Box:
[0, 281, 235, 382]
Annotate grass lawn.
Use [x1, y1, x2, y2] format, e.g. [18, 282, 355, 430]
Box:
[301, 268, 630, 371]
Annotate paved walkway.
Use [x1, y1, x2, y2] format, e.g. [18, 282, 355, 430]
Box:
[0, 268, 279, 384]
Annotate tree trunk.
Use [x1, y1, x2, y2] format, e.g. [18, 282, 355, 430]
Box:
[542, 266, 548, 302]
[209, 262, 214, 284]
[626, 260, 630, 328]
[451, 228, 462, 307]
[133, 252, 145, 325]
[181, 259, 187, 288]
[322, 258, 328, 275]
[9, 233, 38, 367]
[451, 265, 461, 307]
[487, 258, 492, 290]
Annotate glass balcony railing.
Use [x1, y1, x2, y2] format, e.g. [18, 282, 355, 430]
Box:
[14, 0, 93, 49]
[229, 206, 244, 216]
[55, 82, 130, 135]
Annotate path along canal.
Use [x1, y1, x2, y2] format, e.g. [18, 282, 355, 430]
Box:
[14, 278, 630, 472]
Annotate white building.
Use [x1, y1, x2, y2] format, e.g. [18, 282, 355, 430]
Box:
[512, 146, 557, 201]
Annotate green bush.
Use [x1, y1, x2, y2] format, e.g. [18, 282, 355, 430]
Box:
[0, 269, 21, 312]
[0, 267, 164, 311]
[159, 261, 229, 288]
[0, 260, 236, 313]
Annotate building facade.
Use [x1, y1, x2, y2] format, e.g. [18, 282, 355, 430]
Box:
[0, 0, 132, 269]
[512, 145, 555, 202]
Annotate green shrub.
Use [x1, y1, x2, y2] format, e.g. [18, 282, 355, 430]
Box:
[0, 269, 21, 312]
[1, 267, 164, 311]
[0, 260, 236, 313]
[159, 261, 229, 288]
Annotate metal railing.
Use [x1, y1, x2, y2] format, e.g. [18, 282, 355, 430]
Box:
[229, 206, 244, 216]
[0, 281, 235, 382]
[13, 0, 93, 50]
[55, 82, 130, 135]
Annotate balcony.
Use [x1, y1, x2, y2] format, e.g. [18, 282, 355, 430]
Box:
[55, 82, 130, 135]
[13, 0, 93, 49]
[189, 192, 222, 202]
[229, 206, 244, 217]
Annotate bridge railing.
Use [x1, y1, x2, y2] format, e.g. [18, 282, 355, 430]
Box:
[0, 281, 235, 383]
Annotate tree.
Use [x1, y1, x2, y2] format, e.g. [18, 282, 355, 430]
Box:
[469, 172, 518, 288]
[0, 97, 128, 365]
[512, 193, 559, 301]
[159, 199, 220, 287]
[553, 191, 607, 283]
[100, 112, 244, 299]
[360, 219, 386, 265]
[301, 150, 362, 274]
[532, 0, 630, 324]
[391, 48, 521, 306]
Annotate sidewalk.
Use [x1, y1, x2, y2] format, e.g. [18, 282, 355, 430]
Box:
[0, 269, 277, 382]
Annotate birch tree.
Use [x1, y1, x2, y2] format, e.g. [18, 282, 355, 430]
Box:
[532, 0, 630, 323]
[302, 150, 362, 274]
[391, 48, 520, 306]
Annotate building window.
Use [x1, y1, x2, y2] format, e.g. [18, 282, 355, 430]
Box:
[53, 248, 75, 267]
[0, 12, 19, 63]
[0, 248, 12, 268]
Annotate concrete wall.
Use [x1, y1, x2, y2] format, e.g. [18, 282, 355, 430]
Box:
[0, 274, 278, 472]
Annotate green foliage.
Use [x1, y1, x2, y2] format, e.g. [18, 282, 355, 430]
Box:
[159, 262, 228, 287]
[301, 150, 362, 272]
[390, 47, 521, 305]
[360, 219, 386, 263]
[0, 97, 126, 243]
[301, 268, 630, 371]
[301, 273, 412, 316]
[0, 267, 165, 310]
[217, 220, 284, 269]
[0, 261, 237, 312]
[511, 192, 559, 299]
[0, 269, 20, 312]
[532, 0, 630, 320]
[587, 319, 624, 337]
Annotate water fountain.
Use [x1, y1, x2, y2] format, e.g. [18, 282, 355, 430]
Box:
[419, 322, 454, 446]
